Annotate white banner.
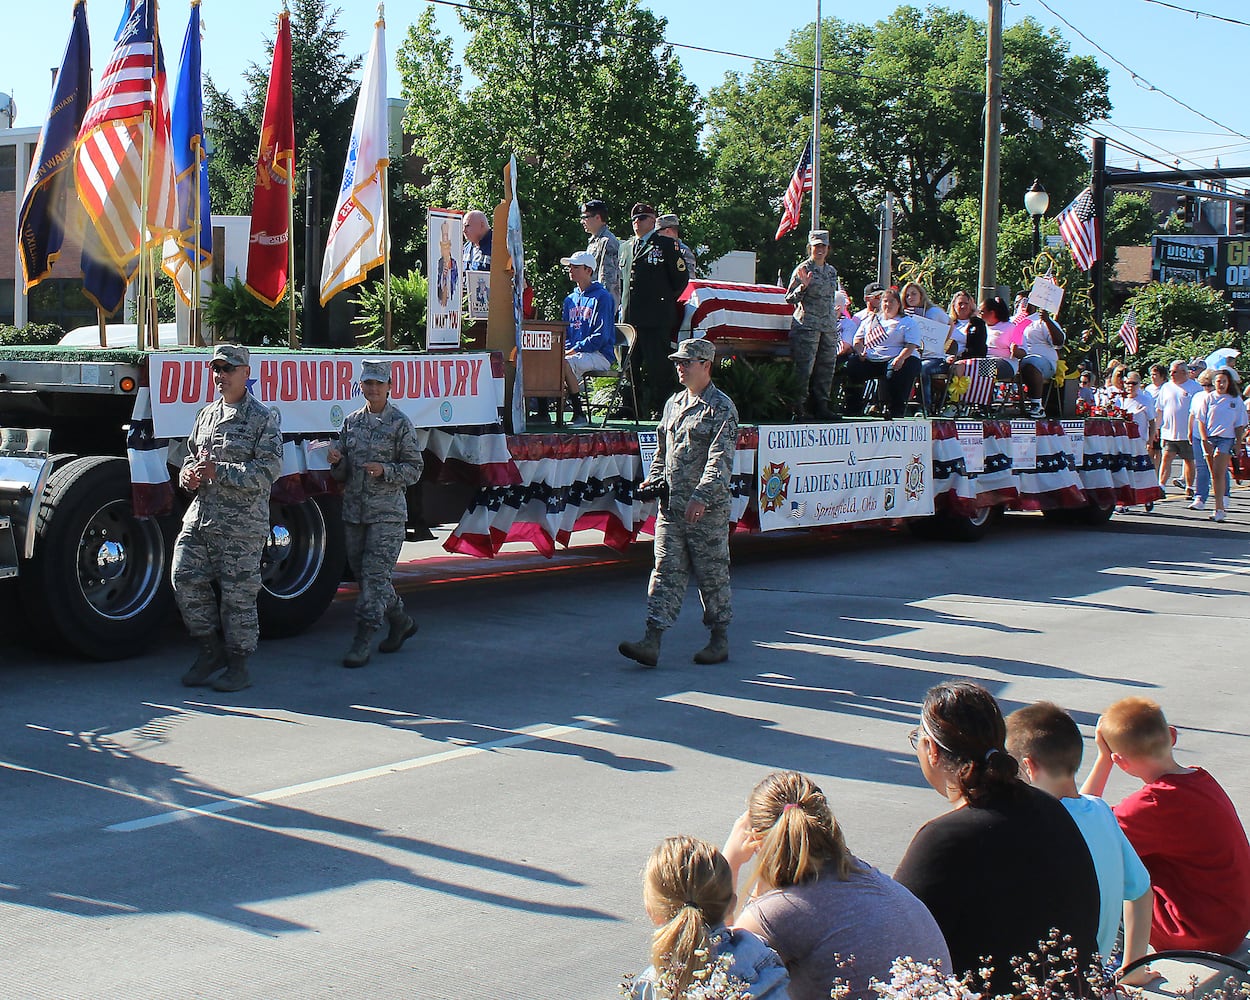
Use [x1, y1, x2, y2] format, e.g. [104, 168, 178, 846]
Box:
[757, 422, 934, 531]
[1061, 420, 1085, 467]
[955, 420, 985, 474]
[149, 352, 499, 438]
[1011, 420, 1038, 471]
[637, 431, 659, 473]
[428, 208, 464, 348]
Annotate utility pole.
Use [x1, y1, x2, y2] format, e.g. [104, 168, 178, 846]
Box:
[878, 194, 894, 287]
[977, 0, 1003, 302]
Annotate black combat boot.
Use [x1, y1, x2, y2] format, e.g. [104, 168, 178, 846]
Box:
[378, 606, 417, 654]
[182, 633, 226, 687]
[693, 626, 729, 664]
[619, 624, 663, 667]
[212, 651, 252, 692]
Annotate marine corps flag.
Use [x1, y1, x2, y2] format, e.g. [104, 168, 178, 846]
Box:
[18, 0, 91, 289]
[319, 12, 389, 305]
[244, 8, 294, 307]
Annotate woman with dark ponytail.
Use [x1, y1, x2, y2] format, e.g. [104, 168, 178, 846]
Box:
[723, 772, 948, 1000]
[894, 682, 1100, 995]
[629, 836, 790, 999]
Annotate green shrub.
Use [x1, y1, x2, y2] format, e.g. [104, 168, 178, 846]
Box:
[352, 269, 428, 350]
[0, 322, 67, 346]
[203, 279, 300, 347]
[712, 356, 804, 423]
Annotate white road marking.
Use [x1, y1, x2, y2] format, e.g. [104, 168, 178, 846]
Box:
[104, 716, 613, 834]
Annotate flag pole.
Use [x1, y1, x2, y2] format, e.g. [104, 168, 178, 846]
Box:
[288, 149, 298, 348]
[382, 163, 392, 351]
[811, 0, 821, 231]
[192, 139, 203, 346]
[138, 109, 153, 349]
[98, 307, 108, 348]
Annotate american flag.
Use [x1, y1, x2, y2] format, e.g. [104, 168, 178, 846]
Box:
[790, 501, 806, 519]
[1118, 306, 1139, 355]
[774, 138, 813, 241]
[1057, 187, 1100, 271]
[862, 314, 889, 349]
[965, 359, 996, 406]
[74, 0, 177, 272]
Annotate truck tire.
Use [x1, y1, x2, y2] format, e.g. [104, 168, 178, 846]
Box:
[916, 505, 997, 543]
[257, 494, 347, 638]
[20, 456, 175, 660]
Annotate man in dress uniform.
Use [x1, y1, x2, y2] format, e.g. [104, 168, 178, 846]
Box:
[580, 199, 621, 312]
[620, 202, 689, 418]
[619, 338, 738, 668]
[174, 344, 283, 693]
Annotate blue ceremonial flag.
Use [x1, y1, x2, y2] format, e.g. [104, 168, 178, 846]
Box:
[114, 0, 138, 41]
[162, 1, 213, 304]
[17, 0, 91, 290]
[81, 227, 131, 317]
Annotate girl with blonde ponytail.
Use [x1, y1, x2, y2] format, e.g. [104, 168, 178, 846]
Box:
[723, 772, 949, 1000]
[628, 835, 790, 1000]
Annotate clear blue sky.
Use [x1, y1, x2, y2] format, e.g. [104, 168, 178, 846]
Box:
[7, 0, 1248, 184]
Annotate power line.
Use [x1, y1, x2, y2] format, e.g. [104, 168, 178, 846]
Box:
[1139, 0, 1250, 28]
[1031, 0, 1250, 143]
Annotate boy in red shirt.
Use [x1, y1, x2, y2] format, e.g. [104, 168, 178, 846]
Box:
[1082, 696, 1250, 953]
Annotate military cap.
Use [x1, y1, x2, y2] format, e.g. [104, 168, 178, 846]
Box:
[808, 230, 830, 246]
[580, 199, 609, 219]
[668, 338, 716, 363]
[360, 359, 392, 383]
[656, 213, 680, 229]
[560, 250, 597, 269]
[630, 202, 657, 220]
[210, 344, 249, 368]
[863, 281, 886, 299]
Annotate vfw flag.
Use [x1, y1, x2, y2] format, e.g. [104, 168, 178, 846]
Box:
[319, 14, 389, 305]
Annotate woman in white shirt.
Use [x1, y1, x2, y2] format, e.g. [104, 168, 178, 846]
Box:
[901, 282, 950, 413]
[1016, 307, 1064, 418]
[1192, 367, 1248, 522]
[847, 287, 923, 418]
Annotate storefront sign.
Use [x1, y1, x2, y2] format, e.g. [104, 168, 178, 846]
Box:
[149, 352, 499, 437]
[756, 421, 933, 531]
[1216, 238, 1250, 311]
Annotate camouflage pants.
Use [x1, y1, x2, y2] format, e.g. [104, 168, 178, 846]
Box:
[172, 520, 268, 655]
[790, 323, 840, 405]
[344, 521, 406, 629]
[646, 503, 733, 630]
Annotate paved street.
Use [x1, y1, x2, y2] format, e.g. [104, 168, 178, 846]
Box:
[2, 492, 1249, 998]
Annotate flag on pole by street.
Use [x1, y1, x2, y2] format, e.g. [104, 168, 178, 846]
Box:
[244, 9, 295, 307]
[1118, 306, 1139, 355]
[162, 0, 212, 305]
[319, 13, 389, 305]
[74, 0, 178, 272]
[774, 138, 813, 241]
[18, 0, 91, 290]
[1057, 187, 1100, 272]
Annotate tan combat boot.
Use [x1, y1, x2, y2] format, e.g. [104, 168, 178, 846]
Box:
[693, 627, 729, 665]
[342, 625, 377, 668]
[619, 625, 663, 667]
[212, 651, 252, 692]
[378, 606, 417, 654]
[182, 634, 226, 687]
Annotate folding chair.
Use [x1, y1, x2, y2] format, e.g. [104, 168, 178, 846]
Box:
[581, 323, 640, 429]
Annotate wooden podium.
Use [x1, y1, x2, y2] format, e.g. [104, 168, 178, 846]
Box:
[518, 321, 567, 428]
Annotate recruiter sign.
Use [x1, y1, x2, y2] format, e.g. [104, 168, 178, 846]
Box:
[149, 352, 499, 438]
[756, 421, 934, 531]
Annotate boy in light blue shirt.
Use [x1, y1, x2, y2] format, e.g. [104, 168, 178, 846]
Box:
[1006, 702, 1154, 985]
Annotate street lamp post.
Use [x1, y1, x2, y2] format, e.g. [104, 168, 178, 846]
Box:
[1025, 179, 1050, 260]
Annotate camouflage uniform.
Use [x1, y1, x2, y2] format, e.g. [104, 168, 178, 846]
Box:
[786, 257, 840, 414]
[172, 392, 282, 655]
[645, 381, 739, 631]
[331, 401, 424, 628]
[586, 224, 622, 314]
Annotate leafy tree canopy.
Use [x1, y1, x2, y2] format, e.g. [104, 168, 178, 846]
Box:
[702, 7, 1110, 295]
[397, 1, 707, 315]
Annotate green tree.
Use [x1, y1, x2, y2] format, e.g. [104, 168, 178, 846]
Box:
[702, 6, 1110, 294]
[1117, 282, 1237, 373]
[397, 1, 707, 316]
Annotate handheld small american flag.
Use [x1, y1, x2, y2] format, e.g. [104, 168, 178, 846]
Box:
[862, 314, 889, 350]
[74, 0, 178, 271]
[774, 138, 813, 241]
[965, 359, 995, 406]
[1118, 307, 1139, 355]
[1057, 187, 1100, 272]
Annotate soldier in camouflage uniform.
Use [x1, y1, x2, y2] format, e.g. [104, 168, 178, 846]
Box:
[620, 337, 739, 668]
[174, 344, 283, 692]
[785, 230, 840, 420]
[328, 360, 425, 668]
[581, 199, 622, 313]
